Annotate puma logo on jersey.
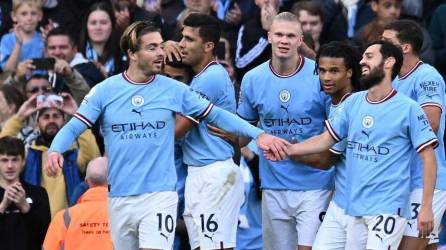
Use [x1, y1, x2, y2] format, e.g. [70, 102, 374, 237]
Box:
[362, 130, 371, 138]
[280, 104, 289, 114]
[132, 109, 142, 117]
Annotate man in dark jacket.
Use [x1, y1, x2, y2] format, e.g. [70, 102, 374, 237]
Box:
[0, 136, 51, 250]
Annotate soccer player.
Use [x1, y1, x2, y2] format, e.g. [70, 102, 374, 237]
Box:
[172, 13, 243, 250]
[284, 40, 437, 250]
[237, 12, 334, 250]
[44, 21, 289, 250]
[290, 41, 363, 250]
[382, 20, 446, 250]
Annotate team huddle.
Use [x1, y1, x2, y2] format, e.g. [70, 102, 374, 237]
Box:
[43, 10, 446, 250]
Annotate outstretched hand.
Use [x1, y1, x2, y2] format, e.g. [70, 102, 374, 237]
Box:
[256, 133, 290, 161]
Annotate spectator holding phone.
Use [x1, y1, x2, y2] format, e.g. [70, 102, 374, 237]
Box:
[0, 0, 44, 72]
[3, 57, 90, 105]
[0, 92, 100, 217]
[3, 28, 93, 105]
[45, 27, 105, 88]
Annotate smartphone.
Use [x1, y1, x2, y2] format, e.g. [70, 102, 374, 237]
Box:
[32, 58, 56, 70]
[36, 94, 63, 108]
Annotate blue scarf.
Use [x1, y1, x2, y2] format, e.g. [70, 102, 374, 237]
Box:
[85, 42, 115, 76]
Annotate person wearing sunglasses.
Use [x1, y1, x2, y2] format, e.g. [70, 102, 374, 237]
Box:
[1, 75, 53, 145]
[23, 74, 53, 98]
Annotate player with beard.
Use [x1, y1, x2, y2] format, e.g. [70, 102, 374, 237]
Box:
[289, 41, 364, 249]
[284, 40, 438, 250]
[0, 93, 100, 217]
[382, 20, 446, 250]
[45, 21, 289, 250]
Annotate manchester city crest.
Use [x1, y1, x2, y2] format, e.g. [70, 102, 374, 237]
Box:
[131, 95, 144, 107]
[362, 115, 374, 128]
[279, 89, 291, 103]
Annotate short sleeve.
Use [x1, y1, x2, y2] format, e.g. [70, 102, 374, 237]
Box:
[325, 101, 349, 143]
[0, 34, 13, 70]
[178, 85, 214, 121]
[74, 84, 103, 128]
[330, 139, 347, 155]
[415, 73, 445, 111]
[408, 104, 438, 152]
[190, 73, 222, 103]
[236, 75, 259, 123]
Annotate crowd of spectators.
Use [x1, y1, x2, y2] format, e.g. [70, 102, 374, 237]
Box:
[1, 0, 446, 249]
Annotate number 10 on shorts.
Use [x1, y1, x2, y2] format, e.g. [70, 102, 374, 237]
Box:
[157, 213, 174, 233]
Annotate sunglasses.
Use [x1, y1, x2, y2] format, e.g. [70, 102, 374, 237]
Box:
[27, 86, 52, 94]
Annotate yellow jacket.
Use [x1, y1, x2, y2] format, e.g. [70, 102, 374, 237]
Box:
[0, 114, 100, 217]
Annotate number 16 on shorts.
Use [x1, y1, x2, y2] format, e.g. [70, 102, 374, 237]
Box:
[200, 213, 219, 241]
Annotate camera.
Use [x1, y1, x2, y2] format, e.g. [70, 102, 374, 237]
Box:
[36, 94, 63, 108]
[32, 58, 56, 70]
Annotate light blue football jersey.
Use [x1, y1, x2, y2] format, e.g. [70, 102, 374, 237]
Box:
[182, 61, 236, 166]
[326, 90, 438, 218]
[49, 72, 263, 197]
[237, 57, 334, 191]
[392, 61, 446, 190]
[328, 93, 351, 210]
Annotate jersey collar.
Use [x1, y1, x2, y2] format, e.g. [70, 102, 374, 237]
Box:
[269, 56, 304, 78]
[122, 71, 156, 85]
[194, 60, 219, 78]
[366, 88, 397, 104]
[332, 92, 352, 107]
[399, 61, 423, 80]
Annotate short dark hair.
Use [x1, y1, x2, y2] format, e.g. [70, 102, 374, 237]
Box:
[0, 85, 25, 111]
[183, 13, 221, 55]
[367, 40, 403, 79]
[316, 41, 362, 91]
[384, 20, 423, 55]
[120, 21, 160, 54]
[46, 27, 76, 47]
[291, 1, 324, 22]
[0, 136, 25, 158]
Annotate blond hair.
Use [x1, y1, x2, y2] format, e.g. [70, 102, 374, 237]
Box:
[272, 12, 302, 33]
[120, 21, 160, 55]
[13, 0, 42, 12]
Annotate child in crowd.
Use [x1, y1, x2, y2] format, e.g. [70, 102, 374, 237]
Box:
[0, 0, 44, 72]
